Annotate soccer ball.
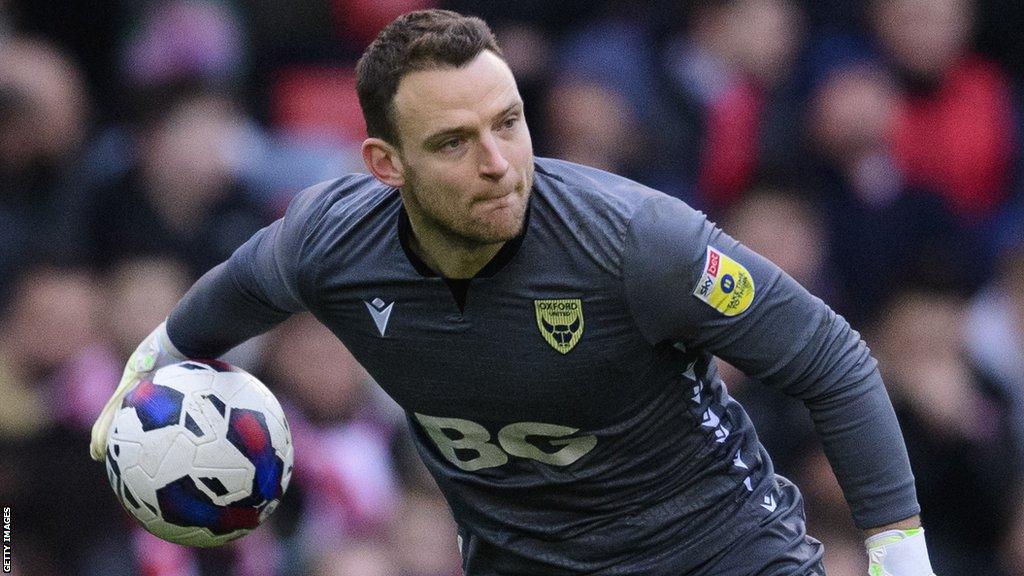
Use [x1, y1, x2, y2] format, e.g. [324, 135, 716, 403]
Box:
[104, 360, 293, 547]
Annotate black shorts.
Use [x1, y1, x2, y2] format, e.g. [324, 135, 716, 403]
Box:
[460, 474, 828, 575]
[695, 475, 826, 576]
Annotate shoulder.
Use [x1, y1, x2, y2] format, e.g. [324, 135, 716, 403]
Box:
[533, 157, 664, 215]
[531, 157, 702, 274]
[286, 173, 400, 239]
[532, 157, 664, 239]
[291, 173, 395, 220]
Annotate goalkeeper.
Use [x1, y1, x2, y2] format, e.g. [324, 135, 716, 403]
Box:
[92, 9, 934, 575]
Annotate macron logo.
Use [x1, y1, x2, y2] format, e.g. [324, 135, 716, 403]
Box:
[365, 298, 394, 337]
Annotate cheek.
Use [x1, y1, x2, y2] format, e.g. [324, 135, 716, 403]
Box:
[416, 172, 475, 215]
[512, 131, 534, 165]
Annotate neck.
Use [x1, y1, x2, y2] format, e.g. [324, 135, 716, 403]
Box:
[405, 212, 505, 279]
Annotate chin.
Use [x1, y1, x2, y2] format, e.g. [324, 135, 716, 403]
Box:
[475, 199, 528, 242]
[454, 209, 522, 244]
[467, 219, 523, 244]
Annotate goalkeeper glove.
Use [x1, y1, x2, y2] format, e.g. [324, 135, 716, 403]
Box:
[866, 527, 936, 576]
[89, 321, 186, 461]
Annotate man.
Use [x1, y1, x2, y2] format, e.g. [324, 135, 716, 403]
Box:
[91, 10, 935, 575]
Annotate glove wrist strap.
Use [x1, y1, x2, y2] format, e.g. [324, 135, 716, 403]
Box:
[154, 320, 186, 360]
[866, 527, 935, 576]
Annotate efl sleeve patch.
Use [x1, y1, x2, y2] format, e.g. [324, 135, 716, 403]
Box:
[691, 247, 755, 316]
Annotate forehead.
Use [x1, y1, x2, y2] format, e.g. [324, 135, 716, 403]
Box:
[392, 51, 520, 139]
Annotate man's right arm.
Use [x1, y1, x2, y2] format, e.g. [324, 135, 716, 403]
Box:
[166, 179, 336, 356]
[90, 179, 337, 460]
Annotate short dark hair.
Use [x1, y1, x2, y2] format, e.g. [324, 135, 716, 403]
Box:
[356, 9, 503, 146]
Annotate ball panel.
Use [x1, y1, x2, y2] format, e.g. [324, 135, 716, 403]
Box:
[105, 447, 125, 505]
[197, 476, 229, 497]
[143, 521, 222, 548]
[156, 475, 261, 535]
[122, 466, 160, 522]
[189, 466, 253, 504]
[152, 433, 198, 485]
[152, 366, 216, 395]
[194, 359, 241, 373]
[122, 483, 141, 508]
[138, 428, 179, 480]
[225, 409, 285, 505]
[178, 396, 220, 446]
[204, 393, 227, 417]
[206, 372, 250, 404]
[226, 376, 292, 486]
[176, 527, 250, 548]
[121, 380, 184, 431]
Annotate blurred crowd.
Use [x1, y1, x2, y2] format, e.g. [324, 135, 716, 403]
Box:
[0, 0, 1022, 575]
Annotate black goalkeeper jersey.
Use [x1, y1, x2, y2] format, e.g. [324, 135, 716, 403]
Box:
[168, 158, 919, 575]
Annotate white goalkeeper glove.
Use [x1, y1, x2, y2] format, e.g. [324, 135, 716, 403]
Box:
[866, 527, 936, 576]
[89, 321, 187, 461]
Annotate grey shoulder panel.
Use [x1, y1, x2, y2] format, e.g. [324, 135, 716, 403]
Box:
[532, 157, 663, 277]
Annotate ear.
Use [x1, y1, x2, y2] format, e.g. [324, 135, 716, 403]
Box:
[361, 138, 406, 188]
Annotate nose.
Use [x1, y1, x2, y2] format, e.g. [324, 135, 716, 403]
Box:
[478, 134, 510, 181]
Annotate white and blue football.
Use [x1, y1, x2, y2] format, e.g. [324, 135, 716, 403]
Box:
[104, 360, 293, 547]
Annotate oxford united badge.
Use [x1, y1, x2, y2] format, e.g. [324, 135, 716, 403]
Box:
[534, 299, 584, 354]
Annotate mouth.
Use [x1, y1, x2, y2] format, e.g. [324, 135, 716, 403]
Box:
[474, 173, 531, 214]
[476, 188, 519, 209]
[484, 192, 515, 206]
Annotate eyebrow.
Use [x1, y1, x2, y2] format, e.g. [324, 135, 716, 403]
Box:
[422, 102, 523, 149]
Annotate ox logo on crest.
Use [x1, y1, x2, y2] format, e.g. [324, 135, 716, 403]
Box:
[534, 299, 584, 354]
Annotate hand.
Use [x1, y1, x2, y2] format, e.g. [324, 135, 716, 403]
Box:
[866, 527, 936, 576]
[89, 321, 186, 461]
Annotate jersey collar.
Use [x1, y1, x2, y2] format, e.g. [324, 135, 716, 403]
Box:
[396, 199, 530, 279]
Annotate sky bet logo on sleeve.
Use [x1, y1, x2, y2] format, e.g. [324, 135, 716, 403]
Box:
[692, 246, 755, 316]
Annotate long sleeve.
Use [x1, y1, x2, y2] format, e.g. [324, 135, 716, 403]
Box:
[166, 179, 337, 358]
[622, 194, 920, 529]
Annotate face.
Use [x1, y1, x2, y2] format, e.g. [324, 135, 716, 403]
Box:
[387, 50, 534, 245]
[873, 0, 971, 78]
[723, 0, 802, 87]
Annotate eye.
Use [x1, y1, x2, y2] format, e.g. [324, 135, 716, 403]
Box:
[440, 137, 464, 151]
[501, 116, 519, 130]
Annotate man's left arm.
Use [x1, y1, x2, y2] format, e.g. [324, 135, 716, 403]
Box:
[622, 194, 934, 574]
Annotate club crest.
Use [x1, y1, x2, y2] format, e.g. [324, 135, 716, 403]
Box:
[534, 299, 584, 354]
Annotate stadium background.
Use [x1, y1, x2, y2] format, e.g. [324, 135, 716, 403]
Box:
[1, 0, 1022, 574]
